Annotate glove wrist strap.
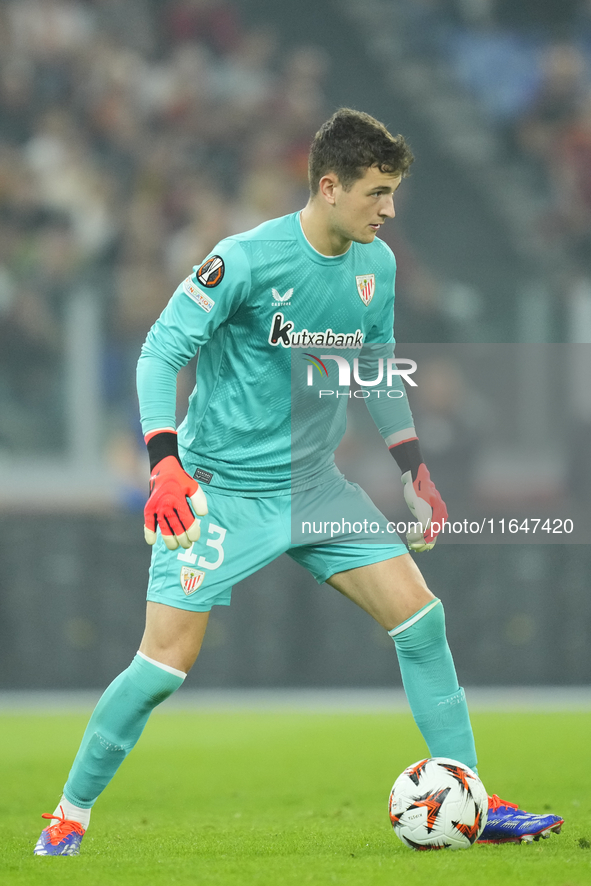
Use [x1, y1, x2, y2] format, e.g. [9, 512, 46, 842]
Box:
[389, 437, 423, 481]
[146, 431, 180, 473]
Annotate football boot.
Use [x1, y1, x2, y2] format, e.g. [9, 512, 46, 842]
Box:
[478, 794, 564, 843]
[34, 806, 86, 856]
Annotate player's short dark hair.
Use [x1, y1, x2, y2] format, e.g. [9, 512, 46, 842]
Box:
[308, 108, 414, 194]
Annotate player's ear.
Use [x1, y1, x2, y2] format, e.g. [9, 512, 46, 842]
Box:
[318, 173, 339, 205]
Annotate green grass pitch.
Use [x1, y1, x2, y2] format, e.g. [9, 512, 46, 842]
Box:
[1, 709, 590, 885]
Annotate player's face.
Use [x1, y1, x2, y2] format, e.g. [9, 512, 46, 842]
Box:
[331, 166, 402, 244]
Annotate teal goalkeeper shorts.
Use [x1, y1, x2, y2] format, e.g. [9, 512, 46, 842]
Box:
[146, 475, 408, 612]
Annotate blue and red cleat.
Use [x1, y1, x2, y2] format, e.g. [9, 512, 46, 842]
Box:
[34, 806, 85, 856]
[478, 794, 564, 843]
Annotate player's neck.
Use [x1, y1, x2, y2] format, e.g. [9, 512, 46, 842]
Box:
[299, 204, 352, 257]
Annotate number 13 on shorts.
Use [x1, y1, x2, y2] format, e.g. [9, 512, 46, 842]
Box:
[177, 523, 227, 570]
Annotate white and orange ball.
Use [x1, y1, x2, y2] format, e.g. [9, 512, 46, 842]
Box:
[389, 757, 488, 850]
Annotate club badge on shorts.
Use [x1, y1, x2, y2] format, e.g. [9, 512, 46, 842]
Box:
[180, 566, 205, 595]
[355, 274, 375, 306]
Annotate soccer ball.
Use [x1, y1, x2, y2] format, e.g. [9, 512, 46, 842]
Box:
[389, 757, 488, 850]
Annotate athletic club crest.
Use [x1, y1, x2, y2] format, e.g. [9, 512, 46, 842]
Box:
[355, 274, 375, 306]
[180, 566, 205, 596]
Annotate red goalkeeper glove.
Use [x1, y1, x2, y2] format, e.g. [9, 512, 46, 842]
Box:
[143, 430, 208, 551]
[390, 437, 448, 552]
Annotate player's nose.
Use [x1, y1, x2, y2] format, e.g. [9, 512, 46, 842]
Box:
[380, 195, 395, 219]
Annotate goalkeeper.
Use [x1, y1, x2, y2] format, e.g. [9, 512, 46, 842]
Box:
[35, 108, 563, 855]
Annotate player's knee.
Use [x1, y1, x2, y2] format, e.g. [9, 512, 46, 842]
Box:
[128, 652, 187, 701]
[388, 598, 445, 647]
[141, 605, 209, 673]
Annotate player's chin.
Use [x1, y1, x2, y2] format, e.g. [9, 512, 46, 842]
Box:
[355, 227, 378, 243]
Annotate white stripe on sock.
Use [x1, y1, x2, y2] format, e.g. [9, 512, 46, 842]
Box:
[137, 651, 186, 679]
[388, 599, 440, 638]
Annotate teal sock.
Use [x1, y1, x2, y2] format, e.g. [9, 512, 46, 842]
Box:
[389, 599, 478, 771]
[63, 653, 185, 808]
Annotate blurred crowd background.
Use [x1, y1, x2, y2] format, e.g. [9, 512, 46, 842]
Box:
[1, 0, 591, 689]
[0, 0, 329, 481]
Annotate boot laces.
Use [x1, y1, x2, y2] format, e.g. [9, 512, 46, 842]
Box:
[488, 794, 519, 812]
[41, 806, 85, 844]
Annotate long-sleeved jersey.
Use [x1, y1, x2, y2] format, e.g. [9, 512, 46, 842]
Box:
[137, 211, 414, 494]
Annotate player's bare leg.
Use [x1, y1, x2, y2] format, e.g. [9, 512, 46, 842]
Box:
[326, 553, 434, 630]
[327, 553, 477, 771]
[35, 602, 209, 855]
[139, 602, 210, 673]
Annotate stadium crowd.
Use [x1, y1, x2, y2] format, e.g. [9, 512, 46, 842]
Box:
[0, 0, 328, 462]
[402, 0, 591, 286]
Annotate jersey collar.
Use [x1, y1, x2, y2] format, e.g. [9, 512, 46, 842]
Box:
[294, 212, 352, 265]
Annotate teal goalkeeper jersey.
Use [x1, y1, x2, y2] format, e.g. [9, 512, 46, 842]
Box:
[137, 211, 414, 494]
